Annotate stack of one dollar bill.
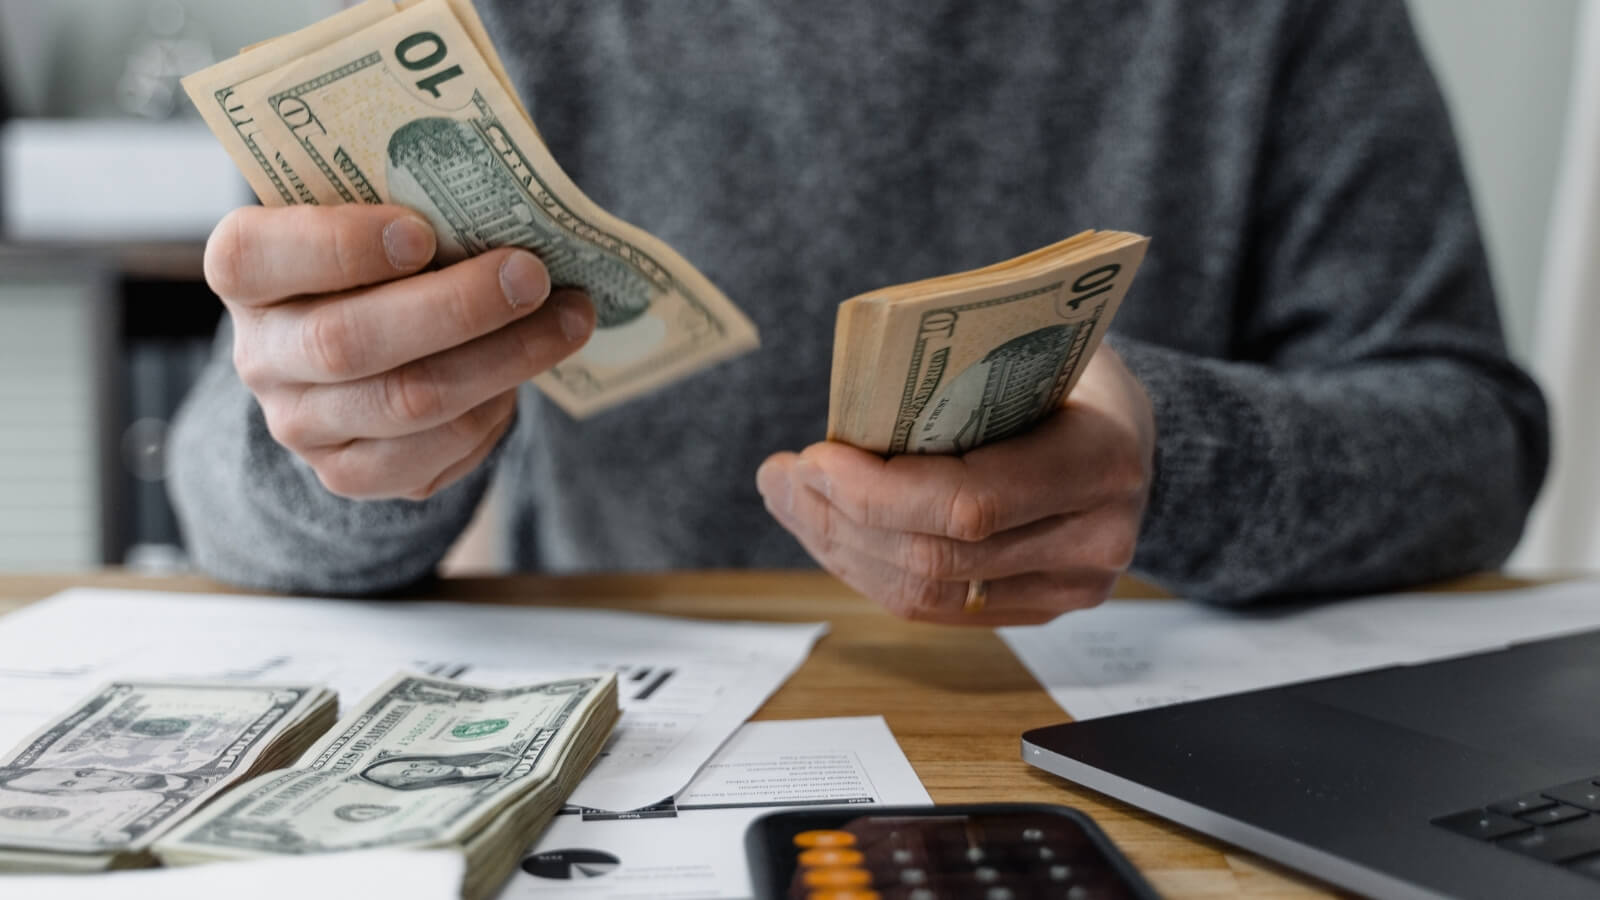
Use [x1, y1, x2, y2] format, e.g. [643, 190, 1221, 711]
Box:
[827, 231, 1150, 456]
[0, 681, 337, 872]
[183, 0, 759, 418]
[153, 671, 620, 900]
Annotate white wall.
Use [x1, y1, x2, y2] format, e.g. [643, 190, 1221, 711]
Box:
[0, 0, 344, 116]
[1406, 0, 1584, 360]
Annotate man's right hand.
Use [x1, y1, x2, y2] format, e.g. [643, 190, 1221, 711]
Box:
[206, 204, 595, 501]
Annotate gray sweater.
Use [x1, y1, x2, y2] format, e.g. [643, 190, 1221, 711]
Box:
[168, 0, 1549, 603]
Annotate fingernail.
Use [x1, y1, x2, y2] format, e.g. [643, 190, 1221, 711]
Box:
[383, 216, 435, 269]
[499, 251, 550, 311]
[556, 292, 594, 343]
[755, 461, 791, 513]
[793, 458, 831, 499]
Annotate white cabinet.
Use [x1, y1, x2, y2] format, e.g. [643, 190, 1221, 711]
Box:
[0, 259, 114, 569]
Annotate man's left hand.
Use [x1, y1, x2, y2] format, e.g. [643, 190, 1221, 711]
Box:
[757, 346, 1156, 625]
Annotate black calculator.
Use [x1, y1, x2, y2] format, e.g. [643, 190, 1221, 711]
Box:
[744, 802, 1160, 900]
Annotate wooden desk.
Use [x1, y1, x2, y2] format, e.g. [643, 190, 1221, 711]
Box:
[0, 571, 1526, 897]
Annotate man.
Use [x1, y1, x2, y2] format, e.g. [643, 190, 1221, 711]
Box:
[359, 752, 520, 791]
[168, 0, 1548, 622]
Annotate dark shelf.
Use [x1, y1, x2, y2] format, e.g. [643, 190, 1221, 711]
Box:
[0, 241, 221, 568]
[0, 240, 207, 281]
[121, 276, 222, 341]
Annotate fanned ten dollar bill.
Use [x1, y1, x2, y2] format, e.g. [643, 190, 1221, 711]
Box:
[155, 671, 619, 900]
[182, 0, 758, 418]
[0, 681, 336, 872]
[181, 0, 397, 206]
[828, 231, 1149, 455]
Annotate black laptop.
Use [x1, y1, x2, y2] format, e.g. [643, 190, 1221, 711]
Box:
[1022, 628, 1600, 899]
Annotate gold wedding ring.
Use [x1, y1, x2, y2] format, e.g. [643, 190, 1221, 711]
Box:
[963, 579, 988, 614]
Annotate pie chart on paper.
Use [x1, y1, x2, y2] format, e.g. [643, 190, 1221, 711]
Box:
[521, 848, 622, 880]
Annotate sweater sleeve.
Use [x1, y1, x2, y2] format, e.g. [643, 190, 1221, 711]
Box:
[166, 316, 500, 595]
[1120, 0, 1549, 603]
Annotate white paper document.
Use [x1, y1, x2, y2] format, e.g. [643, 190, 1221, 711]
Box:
[0, 588, 827, 811]
[1000, 579, 1600, 720]
[1, 848, 465, 900]
[499, 716, 930, 900]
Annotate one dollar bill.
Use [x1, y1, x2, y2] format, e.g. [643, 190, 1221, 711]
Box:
[0, 681, 335, 871]
[155, 671, 619, 900]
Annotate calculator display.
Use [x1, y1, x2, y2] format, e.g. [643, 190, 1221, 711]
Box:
[747, 805, 1152, 900]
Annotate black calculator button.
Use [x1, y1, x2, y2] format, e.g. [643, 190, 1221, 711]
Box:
[897, 867, 928, 885]
[1432, 809, 1531, 840]
[984, 819, 1078, 844]
[889, 848, 920, 866]
[1519, 805, 1590, 827]
[1543, 780, 1600, 812]
[1490, 793, 1557, 816]
[1498, 815, 1600, 862]
[865, 845, 930, 870]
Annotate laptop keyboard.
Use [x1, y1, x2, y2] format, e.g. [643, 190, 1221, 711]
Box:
[1434, 777, 1600, 878]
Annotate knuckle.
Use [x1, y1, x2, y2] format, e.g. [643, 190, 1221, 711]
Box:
[382, 362, 446, 425]
[301, 307, 363, 380]
[258, 395, 313, 451]
[905, 532, 959, 580]
[312, 452, 372, 499]
[946, 485, 1000, 541]
[810, 502, 839, 556]
[1072, 577, 1117, 613]
[325, 214, 369, 288]
[203, 209, 252, 297]
[446, 402, 501, 453]
[1106, 526, 1140, 571]
[1109, 450, 1152, 499]
[438, 266, 492, 339]
[809, 549, 850, 584]
[402, 482, 440, 502]
[506, 314, 560, 377]
[308, 445, 393, 496]
[1087, 520, 1139, 572]
[880, 593, 922, 622]
[892, 573, 944, 616]
[446, 408, 486, 446]
[492, 389, 521, 424]
[508, 321, 541, 373]
[831, 490, 868, 528]
[231, 330, 267, 389]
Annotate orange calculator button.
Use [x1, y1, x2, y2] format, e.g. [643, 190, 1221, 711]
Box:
[805, 891, 880, 900]
[793, 829, 857, 848]
[801, 868, 872, 888]
[798, 847, 865, 867]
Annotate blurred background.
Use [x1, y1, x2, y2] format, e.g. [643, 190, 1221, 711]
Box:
[0, 0, 1594, 577]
